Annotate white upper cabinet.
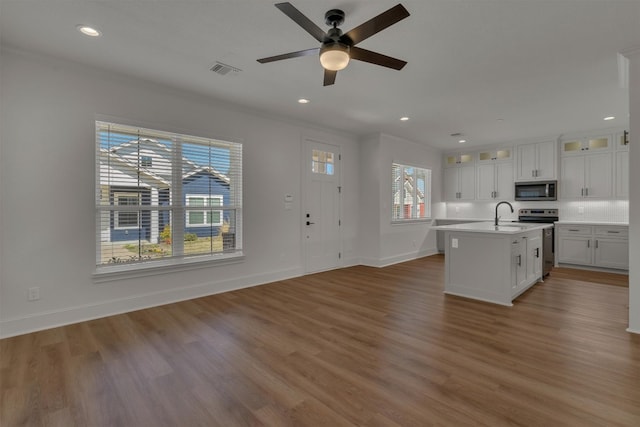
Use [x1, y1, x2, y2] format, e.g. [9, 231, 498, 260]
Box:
[515, 140, 556, 181]
[615, 130, 629, 198]
[477, 147, 512, 163]
[444, 152, 475, 167]
[444, 165, 475, 201]
[444, 150, 476, 201]
[559, 132, 618, 200]
[561, 134, 611, 155]
[560, 152, 612, 199]
[476, 162, 514, 201]
[615, 130, 630, 151]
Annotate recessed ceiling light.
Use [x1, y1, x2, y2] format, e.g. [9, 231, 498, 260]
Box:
[298, 98, 309, 104]
[76, 25, 101, 37]
[400, 117, 410, 121]
[603, 116, 615, 121]
[459, 139, 466, 143]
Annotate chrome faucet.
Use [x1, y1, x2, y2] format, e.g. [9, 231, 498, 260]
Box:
[495, 201, 514, 226]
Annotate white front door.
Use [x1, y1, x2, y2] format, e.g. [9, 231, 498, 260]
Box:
[304, 139, 341, 273]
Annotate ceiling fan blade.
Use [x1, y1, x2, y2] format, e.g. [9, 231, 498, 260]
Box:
[275, 2, 326, 43]
[257, 47, 320, 64]
[342, 4, 410, 46]
[323, 69, 337, 86]
[350, 47, 407, 70]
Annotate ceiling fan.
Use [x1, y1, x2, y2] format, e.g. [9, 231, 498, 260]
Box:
[257, 2, 410, 86]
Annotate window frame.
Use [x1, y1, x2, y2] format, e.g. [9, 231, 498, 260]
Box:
[185, 194, 224, 227]
[94, 120, 243, 281]
[113, 191, 141, 230]
[391, 162, 432, 223]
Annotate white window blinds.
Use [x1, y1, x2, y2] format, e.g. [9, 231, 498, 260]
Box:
[392, 163, 431, 221]
[96, 121, 242, 269]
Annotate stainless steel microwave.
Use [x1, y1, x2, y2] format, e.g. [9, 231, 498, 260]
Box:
[514, 180, 557, 201]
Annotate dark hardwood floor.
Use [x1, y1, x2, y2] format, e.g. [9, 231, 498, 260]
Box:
[2, 255, 639, 426]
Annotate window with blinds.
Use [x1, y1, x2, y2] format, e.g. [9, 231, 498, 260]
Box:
[392, 163, 431, 222]
[96, 121, 242, 270]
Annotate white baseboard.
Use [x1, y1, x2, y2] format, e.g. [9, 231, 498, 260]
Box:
[0, 267, 304, 339]
[359, 248, 438, 268]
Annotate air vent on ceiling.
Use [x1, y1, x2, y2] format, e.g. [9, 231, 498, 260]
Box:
[210, 61, 241, 76]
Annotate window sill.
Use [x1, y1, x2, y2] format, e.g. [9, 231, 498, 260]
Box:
[391, 218, 433, 225]
[93, 252, 245, 283]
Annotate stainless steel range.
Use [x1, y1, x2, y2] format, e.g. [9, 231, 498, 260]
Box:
[517, 208, 559, 276]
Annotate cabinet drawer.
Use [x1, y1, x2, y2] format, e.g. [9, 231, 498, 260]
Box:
[558, 225, 592, 236]
[594, 226, 628, 239]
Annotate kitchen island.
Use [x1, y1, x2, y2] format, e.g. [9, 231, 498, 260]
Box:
[431, 222, 553, 306]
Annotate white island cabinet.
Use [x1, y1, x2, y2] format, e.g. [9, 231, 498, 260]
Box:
[431, 222, 549, 306]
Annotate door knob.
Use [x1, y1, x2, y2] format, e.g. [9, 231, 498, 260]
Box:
[306, 221, 315, 226]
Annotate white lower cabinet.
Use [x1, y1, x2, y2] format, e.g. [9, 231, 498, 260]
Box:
[557, 224, 628, 270]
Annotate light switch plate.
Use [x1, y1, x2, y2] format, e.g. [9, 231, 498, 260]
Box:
[452, 238, 458, 248]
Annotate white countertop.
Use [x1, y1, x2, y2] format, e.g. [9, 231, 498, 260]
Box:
[433, 217, 493, 222]
[432, 221, 552, 234]
[555, 221, 629, 226]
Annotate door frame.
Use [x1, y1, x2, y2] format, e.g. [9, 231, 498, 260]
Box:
[301, 137, 342, 274]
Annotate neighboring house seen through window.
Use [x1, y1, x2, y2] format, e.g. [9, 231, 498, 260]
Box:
[392, 163, 431, 221]
[311, 149, 335, 175]
[96, 121, 243, 273]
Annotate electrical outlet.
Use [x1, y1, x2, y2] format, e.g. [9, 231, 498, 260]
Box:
[452, 238, 459, 248]
[28, 287, 40, 301]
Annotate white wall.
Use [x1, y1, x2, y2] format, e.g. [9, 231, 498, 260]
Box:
[0, 48, 362, 338]
[359, 133, 444, 267]
[358, 134, 382, 264]
[627, 49, 640, 333]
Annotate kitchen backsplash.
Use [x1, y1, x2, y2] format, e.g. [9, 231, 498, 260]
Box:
[442, 200, 629, 223]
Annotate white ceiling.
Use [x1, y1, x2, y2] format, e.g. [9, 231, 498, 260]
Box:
[2, 1, 639, 149]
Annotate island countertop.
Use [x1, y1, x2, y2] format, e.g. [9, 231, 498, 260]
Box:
[432, 221, 552, 234]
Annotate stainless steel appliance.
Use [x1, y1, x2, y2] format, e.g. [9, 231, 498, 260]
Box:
[515, 180, 557, 201]
[517, 208, 559, 276]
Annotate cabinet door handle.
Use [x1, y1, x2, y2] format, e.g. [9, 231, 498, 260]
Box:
[581, 188, 584, 196]
[568, 229, 580, 232]
[535, 248, 540, 258]
[595, 240, 598, 249]
[607, 231, 620, 234]
[532, 170, 535, 177]
[517, 255, 522, 266]
[587, 240, 590, 248]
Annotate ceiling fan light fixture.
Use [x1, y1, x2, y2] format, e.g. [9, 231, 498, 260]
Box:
[319, 43, 350, 71]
